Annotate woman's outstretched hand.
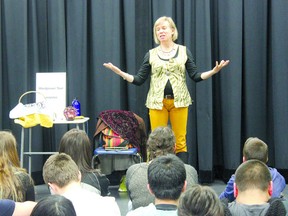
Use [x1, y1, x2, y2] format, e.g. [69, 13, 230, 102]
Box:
[103, 62, 122, 75]
[212, 60, 230, 74]
[103, 62, 133, 82]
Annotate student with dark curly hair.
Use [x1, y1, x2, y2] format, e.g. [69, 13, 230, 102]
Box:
[126, 126, 198, 211]
[127, 154, 186, 216]
[178, 185, 224, 216]
[30, 195, 76, 216]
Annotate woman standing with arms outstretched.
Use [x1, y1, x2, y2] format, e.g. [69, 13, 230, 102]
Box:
[104, 16, 229, 163]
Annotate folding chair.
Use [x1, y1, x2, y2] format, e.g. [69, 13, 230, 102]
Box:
[92, 110, 147, 175]
[91, 147, 141, 174]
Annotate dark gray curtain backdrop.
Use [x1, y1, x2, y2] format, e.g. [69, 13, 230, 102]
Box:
[1, 0, 288, 183]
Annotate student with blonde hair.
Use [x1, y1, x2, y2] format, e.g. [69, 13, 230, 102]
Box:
[42, 153, 120, 216]
[0, 131, 35, 201]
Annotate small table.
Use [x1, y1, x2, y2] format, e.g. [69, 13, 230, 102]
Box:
[20, 117, 89, 174]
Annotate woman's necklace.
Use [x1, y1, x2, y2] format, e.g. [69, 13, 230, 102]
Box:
[159, 44, 176, 57]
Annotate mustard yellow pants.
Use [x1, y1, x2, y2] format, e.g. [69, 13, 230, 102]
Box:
[149, 99, 188, 153]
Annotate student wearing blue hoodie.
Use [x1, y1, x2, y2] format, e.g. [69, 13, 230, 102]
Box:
[0, 199, 36, 216]
[219, 137, 286, 202]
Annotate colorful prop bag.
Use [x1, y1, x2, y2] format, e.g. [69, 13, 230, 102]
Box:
[101, 127, 131, 150]
[93, 110, 148, 161]
[9, 91, 53, 128]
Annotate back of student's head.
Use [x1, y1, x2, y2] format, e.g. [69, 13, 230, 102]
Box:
[31, 195, 76, 216]
[147, 126, 175, 160]
[178, 185, 224, 216]
[148, 154, 186, 200]
[58, 129, 92, 172]
[235, 159, 271, 193]
[43, 153, 79, 188]
[0, 131, 21, 167]
[243, 137, 268, 163]
[0, 155, 24, 201]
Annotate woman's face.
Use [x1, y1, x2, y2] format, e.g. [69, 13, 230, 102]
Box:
[155, 21, 174, 43]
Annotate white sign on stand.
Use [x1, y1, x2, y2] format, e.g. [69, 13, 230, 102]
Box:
[36, 72, 66, 120]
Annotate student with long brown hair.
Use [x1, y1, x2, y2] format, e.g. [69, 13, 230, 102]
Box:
[58, 129, 110, 196]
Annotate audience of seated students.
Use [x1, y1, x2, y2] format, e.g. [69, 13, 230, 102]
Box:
[0, 131, 35, 201]
[30, 195, 76, 216]
[0, 199, 36, 216]
[58, 128, 110, 196]
[219, 137, 286, 202]
[127, 154, 187, 216]
[226, 159, 288, 215]
[178, 184, 225, 216]
[42, 153, 121, 216]
[126, 126, 198, 210]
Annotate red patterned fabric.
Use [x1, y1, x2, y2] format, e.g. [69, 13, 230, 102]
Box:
[94, 110, 149, 156]
[98, 110, 140, 148]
